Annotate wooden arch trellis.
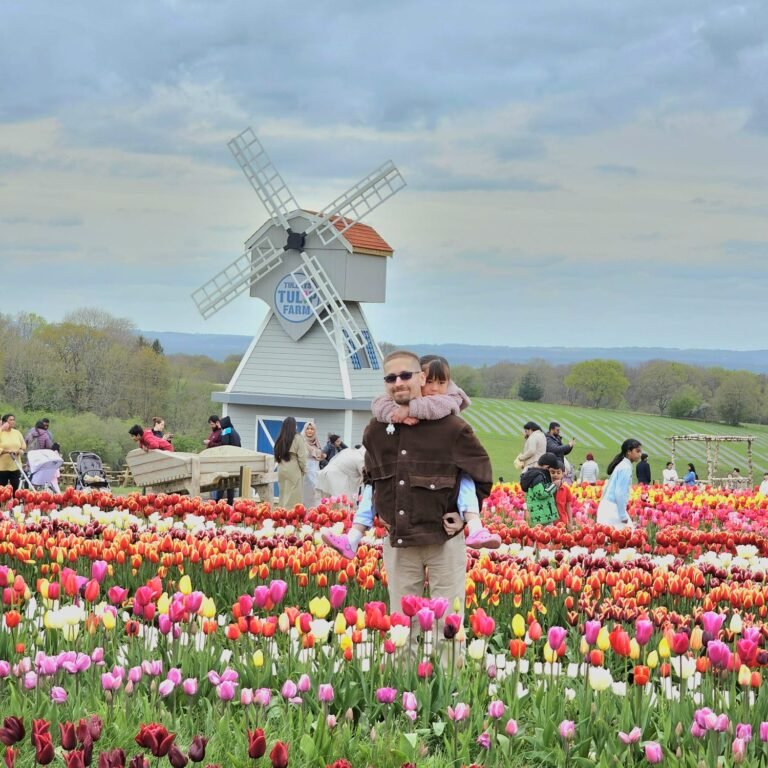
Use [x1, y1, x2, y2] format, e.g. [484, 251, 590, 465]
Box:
[667, 434, 755, 487]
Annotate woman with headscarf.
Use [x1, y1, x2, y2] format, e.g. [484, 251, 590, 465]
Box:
[515, 421, 547, 470]
[274, 417, 307, 509]
[301, 422, 325, 507]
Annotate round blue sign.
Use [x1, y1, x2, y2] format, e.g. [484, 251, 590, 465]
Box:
[274, 271, 320, 324]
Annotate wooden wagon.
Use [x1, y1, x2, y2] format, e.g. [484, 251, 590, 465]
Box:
[125, 445, 276, 500]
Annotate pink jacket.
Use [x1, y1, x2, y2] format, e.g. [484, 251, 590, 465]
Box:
[140, 429, 174, 451]
[372, 381, 471, 422]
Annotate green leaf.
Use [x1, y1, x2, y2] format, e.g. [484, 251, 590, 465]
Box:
[299, 733, 316, 758]
[432, 721, 446, 737]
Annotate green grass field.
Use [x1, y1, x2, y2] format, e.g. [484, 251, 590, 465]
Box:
[462, 399, 768, 483]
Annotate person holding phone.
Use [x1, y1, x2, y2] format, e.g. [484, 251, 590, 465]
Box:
[362, 350, 493, 657]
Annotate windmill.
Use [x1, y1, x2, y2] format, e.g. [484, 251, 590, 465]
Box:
[193, 127, 406, 453]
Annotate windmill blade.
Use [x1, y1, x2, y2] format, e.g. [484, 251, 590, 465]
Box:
[290, 253, 368, 357]
[228, 127, 299, 232]
[192, 236, 284, 319]
[305, 161, 406, 246]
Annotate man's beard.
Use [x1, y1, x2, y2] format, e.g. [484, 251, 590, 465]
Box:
[392, 390, 411, 404]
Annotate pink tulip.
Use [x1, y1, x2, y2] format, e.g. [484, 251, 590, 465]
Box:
[430, 597, 449, 619]
[269, 579, 288, 605]
[253, 585, 270, 608]
[318, 684, 335, 703]
[402, 691, 417, 711]
[691, 722, 707, 739]
[736, 724, 752, 743]
[217, 681, 236, 701]
[281, 680, 298, 700]
[548, 626, 567, 652]
[714, 715, 730, 733]
[447, 703, 470, 721]
[634, 619, 653, 646]
[559, 720, 575, 741]
[254, 688, 271, 707]
[760, 722, 768, 742]
[487, 700, 505, 719]
[0, 661, 10, 677]
[129, 666, 143, 683]
[50, 686, 67, 703]
[645, 742, 663, 763]
[107, 586, 128, 605]
[184, 591, 203, 614]
[91, 647, 105, 665]
[733, 737, 747, 764]
[416, 607, 435, 632]
[297, 674, 311, 693]
[476, 732, 491, 749]
[375, 687, 397, 704]
[329, 585, 347, 610]
[158, 615, 172, 635]
[505, 719, 518, 736]
[326, 715, 337, 729]
[167, 668, 182, 685]
[91, 560, 108, 583]
[238, 595, 254, 616]
[183, 678, 198, 696]
[23, 671, 38, 689]
[619, 727, 642, 744]
[158, 680, 175, 697]
[701, 612, 725, 636]
[101, 672, 121, 691]
[401, 595, 423, 617]
[707, 640, 731, 669]
[240, 688, 254, 706]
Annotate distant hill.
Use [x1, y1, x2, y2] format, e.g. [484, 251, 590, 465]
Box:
[141, 331, 768, 372]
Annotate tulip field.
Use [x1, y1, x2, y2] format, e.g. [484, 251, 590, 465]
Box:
[3, 483, 768, 766]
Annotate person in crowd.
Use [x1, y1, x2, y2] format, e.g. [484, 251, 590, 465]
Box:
[578, 453, 599, 483]
[361, 350, 492, 653]
[316, 444, 366, 508]
[683, 463, 698, 487]
[549, 461, 573, 527]
[636, 452, 652, 484]
[515, 421, 547, 470]
[302, 422, 325, 507]
[128, 424, 174, 452]
[759, 472, 768, 496]
[596, 439, 643, 529]
[274, 417, 307, 509]
[25, 418, 54, 451]
[546, 422, 575, 460]
[47, 442, 63, 494]
[151, 417, 173, 443]
[521, 452, 560, 526]
[0, 414, 27, 491]
[204, 416, 222, 448]
[662, 461, 679, 486]
[320, 434, 347, 469]
[322, 354, 500, 559]
[215, 416, 242, 504]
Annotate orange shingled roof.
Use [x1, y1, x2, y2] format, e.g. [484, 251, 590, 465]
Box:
[332, 218, 393, 256]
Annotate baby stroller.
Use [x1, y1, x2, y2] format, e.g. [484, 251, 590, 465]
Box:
[70, 451, 110, 491]
[22, 449, 64, 492]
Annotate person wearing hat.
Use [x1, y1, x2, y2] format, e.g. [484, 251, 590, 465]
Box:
[515, 421, 547, 471]
[578, 453, 599, 483]
[520, 452, 560, 526]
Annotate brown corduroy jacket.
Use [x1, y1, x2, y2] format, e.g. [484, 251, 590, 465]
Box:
[363, 415, 493, 547]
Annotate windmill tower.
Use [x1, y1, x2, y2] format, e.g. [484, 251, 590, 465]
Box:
[192, 127, 405, 453]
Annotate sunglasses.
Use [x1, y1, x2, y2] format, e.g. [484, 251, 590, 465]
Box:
[383, 370, 421, 384]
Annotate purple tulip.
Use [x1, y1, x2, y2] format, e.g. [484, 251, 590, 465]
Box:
[23, 671, 37, 689]
[477, 732, 491, 749]
[402, 691, 417, 711]
[158, 615, 173, 635]
[707, 640, 731, 669]
[50, 686, 68, 703]
[584, 620, 601, 645]
[736, 724, 752, 743]
[644, 741, 663, 763]
[548, 626, 567, 651]
[375, 687, 397, 704]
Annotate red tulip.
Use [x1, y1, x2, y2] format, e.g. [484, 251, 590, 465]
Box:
[59, 722, 77, 751]
[188, 736, 207, 763]
[135, 724, 174, 758]
[247, 730, 266, 760]
[167, 745, 188, 768]
[670, 632, 689, 655]
[269, 741, 289, 768]
[0, 718, 24, 747]
[4, 746, 16, 768]
[34, 733, 55, 765]
[63, 751, 85, 768]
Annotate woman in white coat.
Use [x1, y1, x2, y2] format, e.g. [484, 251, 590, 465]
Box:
[316, 445, 365, 506]
[596, 438, 643, 529]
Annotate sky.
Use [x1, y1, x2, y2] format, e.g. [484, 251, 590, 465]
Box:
[1, 0, 767, 349]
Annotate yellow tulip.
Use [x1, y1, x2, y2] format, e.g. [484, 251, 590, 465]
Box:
[453, 596, 462, 613]
[647, 650, 659, 669]
[201, 597, 216, 619]
[355, 609, 365, 631]
[179, 575, 192, 595]
[579, 638, 589, 656]
[334, 614, 347, 635]
[738, 664, 751, 686]
[102, 611, 116, 631]
[157, 593, 170, 616]
[339, 635, 353, 652]
[512, 614, 526, 638]
[62, 624, 80, 642]
[690, 626, 703, 651]
[309, 596, 331, 619]
[596, 627, 610, 652]
[39, 579, 49, 600]
[629, 638, 640, 660]
[543, 644, 557, 663]
[252, 650, 264, 668]
[658, 637, 670, 659]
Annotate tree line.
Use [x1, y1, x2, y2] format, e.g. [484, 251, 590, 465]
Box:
[440, 358, 768, 426]
[0, 309, 238, 466]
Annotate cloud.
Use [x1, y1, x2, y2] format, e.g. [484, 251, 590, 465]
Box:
[595, 164, 638, 176]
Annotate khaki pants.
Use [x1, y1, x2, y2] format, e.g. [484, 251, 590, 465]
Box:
[382, 534, 466, 661]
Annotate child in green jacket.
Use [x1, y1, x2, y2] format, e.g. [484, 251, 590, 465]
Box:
[520, 452, 560, 526]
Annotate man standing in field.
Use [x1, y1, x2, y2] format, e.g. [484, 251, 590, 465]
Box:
[362, 350, 493, 651]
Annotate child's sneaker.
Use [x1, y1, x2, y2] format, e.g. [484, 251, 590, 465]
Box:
[465, 527, 502, 550]
[321, 531, 357, 560]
